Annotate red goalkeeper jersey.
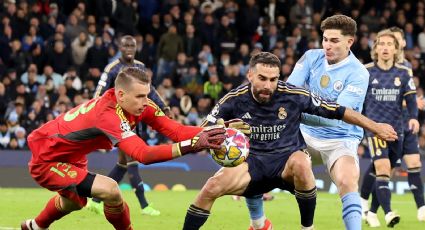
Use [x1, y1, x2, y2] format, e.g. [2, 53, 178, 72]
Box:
[28, 89, 201, 164]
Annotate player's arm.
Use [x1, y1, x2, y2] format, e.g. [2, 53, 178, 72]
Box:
[302, 92, 397, 141]
[200, 97, 251, 135]
[286, 50, 313, 86]
[404, 75, 419, 133]
[117, 126, 225, 164]
[302, 72, 369, 127]
[93, 71, 112, 98]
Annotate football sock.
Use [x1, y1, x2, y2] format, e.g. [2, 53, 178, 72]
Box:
[245, 194, 265, 228]
[375, 175, 391, 214]
[360, 164, 375, 200]
[407, 167, 425, 208]
[369, 188, 380, 213]
[93, 163, 127, 203]
[127, 162, 148, 208]
[295, 187, 316, 227]
[341, 192, 362, 230]
[104, 201, 132, 230]
[35, 195, 70, 228]
[182, 204, 210, 230]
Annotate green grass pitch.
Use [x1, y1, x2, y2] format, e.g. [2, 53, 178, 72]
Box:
[0, 188, 423, 229]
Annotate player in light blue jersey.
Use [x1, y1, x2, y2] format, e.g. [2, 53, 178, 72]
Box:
[245, 15, 368, 230]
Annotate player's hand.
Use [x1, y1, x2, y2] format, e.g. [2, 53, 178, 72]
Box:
[178, 125, 226, 155]
[374, 123, 398, 141]
[409, 119, 420, 134]
[217, 118, 251, 135]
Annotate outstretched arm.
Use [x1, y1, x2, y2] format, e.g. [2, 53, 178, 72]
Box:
[342, 108, 398, 141]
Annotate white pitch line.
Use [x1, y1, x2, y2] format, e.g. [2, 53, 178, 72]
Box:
[0, 227, 20, 230]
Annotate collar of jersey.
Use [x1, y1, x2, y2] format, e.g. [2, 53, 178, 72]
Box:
[324, 51, 352, 70]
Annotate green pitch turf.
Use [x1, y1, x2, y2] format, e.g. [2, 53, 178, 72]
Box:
[0, 188, 423, 229]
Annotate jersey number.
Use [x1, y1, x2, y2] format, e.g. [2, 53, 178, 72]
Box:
[64, 99, 98, 121]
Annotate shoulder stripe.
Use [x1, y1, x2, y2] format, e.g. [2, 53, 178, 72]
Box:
[105, 59, 120, 73]
[277, 85, 310, 96]
[147, 99, 160, 109]
[395, 63, 411, 72]
[115, 104, 128, 121]
[404, 90, 416, 96]
[364, 62, 375, 68]
[217, 86, 249, 104]
[134, 60, 145, 66]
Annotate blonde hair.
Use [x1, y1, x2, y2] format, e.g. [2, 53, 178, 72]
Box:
[370, 30, 400, 62]
[115, 67, 150, 90]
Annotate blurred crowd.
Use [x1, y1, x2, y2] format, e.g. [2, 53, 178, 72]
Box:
[1, 0, 425, 157]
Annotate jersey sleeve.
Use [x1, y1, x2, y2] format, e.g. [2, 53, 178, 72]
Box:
[301, 91, 346, 120]
[96, 107, 135, 145]
[287, 50, 312, 87]
[140, 100, 202, 141]
[336, 72, 369, 111]
[117, 135, 174, 164]
[201, 96, 235, 127]
[94, 69, 113, 98]
[403, 71, 418, 119]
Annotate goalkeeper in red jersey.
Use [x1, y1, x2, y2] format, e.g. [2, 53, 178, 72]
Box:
[20, 67, 226, 230]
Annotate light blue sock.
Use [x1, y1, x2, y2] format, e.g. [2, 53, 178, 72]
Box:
[341, 192, 362, 230]
[245, 194, 264, 220]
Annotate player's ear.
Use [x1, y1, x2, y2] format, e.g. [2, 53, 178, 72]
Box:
[247, 69, 253, 82]
[347, 36, 354, 48]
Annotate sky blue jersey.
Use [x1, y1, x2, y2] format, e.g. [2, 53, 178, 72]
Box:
[287, 49, 369, 140]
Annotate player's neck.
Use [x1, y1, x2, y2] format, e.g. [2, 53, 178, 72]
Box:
[377, 59, 394, 70]
[120, 58, 134, 65]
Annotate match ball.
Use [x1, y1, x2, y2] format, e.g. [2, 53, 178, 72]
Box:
[210, 128, 250, 167]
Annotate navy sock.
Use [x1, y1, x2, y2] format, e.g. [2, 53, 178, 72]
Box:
[183, 204, 210, 230]
[375, 175, 391, 214]
[295, 187, 316, 227]
[360, 164, 375, 200]
[92, 163, 127, 203]
[369, 187, 380, 213]
[127, 162, 148, 208]
[408, 167, 425, 208]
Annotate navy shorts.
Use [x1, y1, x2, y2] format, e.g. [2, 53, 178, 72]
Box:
[366, 134, 403, 168]
[242, 152, 296, 197]
[403, 129, 419, 155]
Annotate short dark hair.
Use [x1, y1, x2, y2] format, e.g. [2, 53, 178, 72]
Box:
[249, 52, 281, 70]
[115, 67, 150, 89]
[320, 15, 357, 36]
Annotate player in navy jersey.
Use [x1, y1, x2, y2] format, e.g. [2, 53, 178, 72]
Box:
[248, 15, 368, 230]
[181, 52, 398, 230]
[361, 27, 425, 224]
[87, 35, 168, 216]
[361, 30, 419, 228]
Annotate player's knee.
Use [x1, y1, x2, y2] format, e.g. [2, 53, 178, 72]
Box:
[202, 177, 225, 198]
[335, 175, 358, 192]
[103, 183, 122, 203]
[290, 156, 311, 175]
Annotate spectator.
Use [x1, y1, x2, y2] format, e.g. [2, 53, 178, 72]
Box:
[86, 36, 108, 71]
[0, 119, 11, 149]
[41, 65, 64, 90]
[21, 63, 44, 85]
[46, 40, 74, 75]
[12, 126, 27, 149]
[113, 0, 137, 35]
[182, 24, 202, 63]
[156, 25, 183, 86]
[203, 73, 223, 101]
[71, 31, 93, 66]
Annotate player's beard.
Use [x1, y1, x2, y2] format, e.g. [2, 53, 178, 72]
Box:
[252, 88, 273, 104]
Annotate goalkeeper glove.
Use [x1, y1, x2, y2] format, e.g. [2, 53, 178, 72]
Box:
[178, 125, 226, 155]
[217, 118, 251, 135]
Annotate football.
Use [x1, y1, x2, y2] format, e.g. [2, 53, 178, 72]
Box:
[210, 128, 250, 167]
